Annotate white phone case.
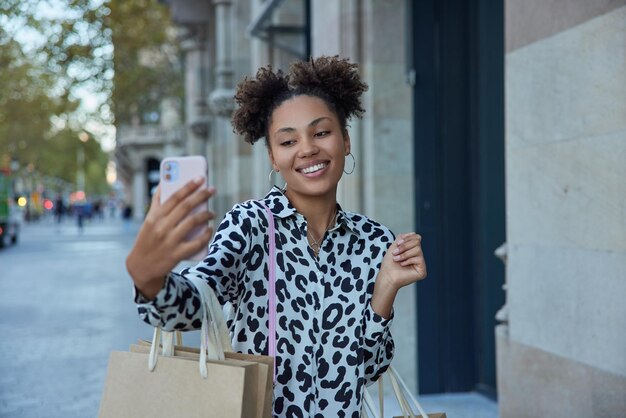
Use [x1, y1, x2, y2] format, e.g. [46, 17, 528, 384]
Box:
[160, 155, 208, 261]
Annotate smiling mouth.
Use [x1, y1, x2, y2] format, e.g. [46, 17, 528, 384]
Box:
[299, 162, 329, 174]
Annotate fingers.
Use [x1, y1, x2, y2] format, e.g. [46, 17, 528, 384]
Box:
[393, 244, 422, 263]
[392, 233, 422, 256]
[160, 177, 207, 214]
[170, 209, 216, 243]
[166, 185, 216, 230]
[173, 226, 214, 260]
[152, 185, 162, 205]
[392, 233, 425, 270]
[400, 255, 426, 269]
[400, 256, 427, 279]
[143, 185, 163, 222]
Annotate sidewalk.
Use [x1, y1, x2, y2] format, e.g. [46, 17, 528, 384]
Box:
[365, 379, 497, 418]
[394, 392, 498, 417]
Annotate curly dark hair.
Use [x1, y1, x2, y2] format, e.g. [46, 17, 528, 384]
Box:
[232, 56, 368, 145]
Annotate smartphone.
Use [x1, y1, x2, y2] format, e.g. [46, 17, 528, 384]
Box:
[160, 155, 208, 260]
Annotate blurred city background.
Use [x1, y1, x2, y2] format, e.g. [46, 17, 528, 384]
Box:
[1, 0, 624, 417]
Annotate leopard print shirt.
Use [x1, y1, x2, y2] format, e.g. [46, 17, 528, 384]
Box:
[135, 187, 395, 417]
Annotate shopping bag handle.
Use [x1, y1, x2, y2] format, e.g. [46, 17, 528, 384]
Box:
[189, 276, 233, 378]
[362, 366, 430, 418]
[148, 277, 232, 379]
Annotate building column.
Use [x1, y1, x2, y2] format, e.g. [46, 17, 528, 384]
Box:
[181, 26, 210, 156]
[208, 0, 237, 217]
[131, 164, 146, 221]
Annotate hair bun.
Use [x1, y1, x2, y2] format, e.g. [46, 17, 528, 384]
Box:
[289, 56, 367, 122]
[232, 66, 289, 144]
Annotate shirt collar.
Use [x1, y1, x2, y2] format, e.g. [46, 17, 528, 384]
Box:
[261, 187, 298, 219]
[261, 186, 361, 237]
[335, 208, 361, 237]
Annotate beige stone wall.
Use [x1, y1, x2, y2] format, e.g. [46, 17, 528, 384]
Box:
[312, 0, 418, 395]
[496, 325, 626, 416]
[501, 3, 626, 416]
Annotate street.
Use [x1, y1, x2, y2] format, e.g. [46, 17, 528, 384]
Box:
[0, 215, 200, 418]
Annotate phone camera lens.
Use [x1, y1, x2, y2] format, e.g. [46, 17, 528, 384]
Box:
[165, 173, 171, 181]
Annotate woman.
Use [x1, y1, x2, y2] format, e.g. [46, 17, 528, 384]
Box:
[126, 56, 427, 417]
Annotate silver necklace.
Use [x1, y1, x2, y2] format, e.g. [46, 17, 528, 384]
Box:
[307, 208, 337, 256]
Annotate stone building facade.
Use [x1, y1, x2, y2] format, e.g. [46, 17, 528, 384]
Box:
[498, 1, 626, 416]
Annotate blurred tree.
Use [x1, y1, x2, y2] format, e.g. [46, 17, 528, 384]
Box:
[108, 0, 183, 125]
[0, 0, 112, 194]
[37, 129, 111, 195]
[0, 30, 66, 169]
[0, 0, 183, 195]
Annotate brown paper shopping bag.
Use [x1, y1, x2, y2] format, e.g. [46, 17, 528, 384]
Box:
[99, 349, 259, 418]
[226, 352, 273, 418]
[99, 276, 270, 418]
[173, 345, 274, 418]
[131, 341, 273, 418]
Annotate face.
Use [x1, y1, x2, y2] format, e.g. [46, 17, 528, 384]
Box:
[267, 95, 350, 202]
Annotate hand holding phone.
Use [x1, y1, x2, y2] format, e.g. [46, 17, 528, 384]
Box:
[126, 155, 216, 300]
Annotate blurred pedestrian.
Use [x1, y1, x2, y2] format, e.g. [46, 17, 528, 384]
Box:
[122, 204, 132, 232]
[75, 203, 85, 233]
[93, 199, 103, 221]
[107, 197, 117, 219]
[54, 195, 65, 224]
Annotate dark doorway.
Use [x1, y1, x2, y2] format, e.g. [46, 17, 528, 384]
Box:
[146, 157, 161, 199]
[408, 0, 505, 397]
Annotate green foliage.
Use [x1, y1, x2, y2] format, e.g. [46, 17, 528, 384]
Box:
[108, 0, 183, 125]
[37, 129, 110, 195]
[0, 0, 112, 194]
[0, 34, 65, 167]
[0, 0, 183, 196]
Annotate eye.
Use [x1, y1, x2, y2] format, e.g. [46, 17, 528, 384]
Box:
[280, 139, 296, 146]
[314, 131, 330, 138]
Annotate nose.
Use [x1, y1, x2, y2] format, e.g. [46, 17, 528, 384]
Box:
[297, 137, 319, 158]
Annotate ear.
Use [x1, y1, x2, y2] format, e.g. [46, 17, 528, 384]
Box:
[343, 130, 351, 155]
[267, 145, 279, 172]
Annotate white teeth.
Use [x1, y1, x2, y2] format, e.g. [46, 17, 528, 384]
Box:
[301, 163, 327, 174]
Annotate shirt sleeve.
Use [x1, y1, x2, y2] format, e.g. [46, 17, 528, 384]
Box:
[363, 301, 395, 385]
[133, 204, 251, 332]
[362, 226, 396, 385]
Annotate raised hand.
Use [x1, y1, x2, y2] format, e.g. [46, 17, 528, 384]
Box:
[126, 178, 216, 299]
[371, 233, 427, 318]
[379, 232, 427, 290]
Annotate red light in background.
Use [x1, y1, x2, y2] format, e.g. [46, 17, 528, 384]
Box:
[44, 199, 54, 210]
[70, 191, 86, 203]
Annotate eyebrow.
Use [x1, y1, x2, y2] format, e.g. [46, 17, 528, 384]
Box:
[273, 117, 332, 136]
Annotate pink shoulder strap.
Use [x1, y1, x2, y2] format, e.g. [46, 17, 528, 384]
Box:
[259, 202, 276, 382]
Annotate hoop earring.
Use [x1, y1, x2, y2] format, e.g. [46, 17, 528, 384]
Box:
[268, 169, 276, 185]
[344, 153, 356, 175]
[268, 169, 287, 190]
